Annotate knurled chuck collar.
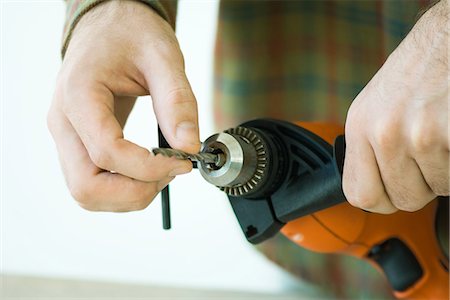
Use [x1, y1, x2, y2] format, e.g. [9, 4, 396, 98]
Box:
[198, 126, 268, 197]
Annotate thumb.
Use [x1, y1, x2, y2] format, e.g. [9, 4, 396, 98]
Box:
[141, 49, 201, 154]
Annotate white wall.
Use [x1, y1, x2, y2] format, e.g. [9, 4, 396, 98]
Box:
[0, 0, 317, 295]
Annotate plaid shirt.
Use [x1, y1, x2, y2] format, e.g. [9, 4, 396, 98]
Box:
[62, 1, 434, 298]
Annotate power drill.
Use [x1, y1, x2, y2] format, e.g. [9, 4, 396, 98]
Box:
[154, 119, 449, 299]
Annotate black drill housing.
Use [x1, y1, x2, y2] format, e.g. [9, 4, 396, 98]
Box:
[227, 119, 346, 244]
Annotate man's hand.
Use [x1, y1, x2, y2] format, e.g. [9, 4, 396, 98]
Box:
[47, 1, 200, 212]
[343, 0, 449, 213]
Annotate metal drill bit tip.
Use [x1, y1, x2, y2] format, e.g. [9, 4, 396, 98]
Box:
[152, 148, 218, 164]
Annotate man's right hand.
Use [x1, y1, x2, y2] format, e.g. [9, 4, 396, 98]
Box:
[47, 1, 200, 212]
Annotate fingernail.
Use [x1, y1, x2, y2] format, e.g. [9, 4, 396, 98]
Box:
[176, 121, 200, 146]
[169, 166, 191, 177]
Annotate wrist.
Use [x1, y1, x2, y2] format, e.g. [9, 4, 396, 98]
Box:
[408, 0, 448, 57]
[62, 0, 111, 58]
[62, 0, 178, 58]
[382, 0, 448, 81]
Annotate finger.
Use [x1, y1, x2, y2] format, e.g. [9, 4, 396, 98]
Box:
[415, 148, 450, 196]
[84, 174, 173, 212]
[48, 104, 174, 212]
[374, 150, 436, 212]
[408, 108, 450, 196]
[62, 83, 192, 182]
[343, 135, 398, 214]
[138, 45, 201, 154]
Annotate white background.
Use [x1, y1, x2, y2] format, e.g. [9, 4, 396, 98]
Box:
[0, 0, 317, 295]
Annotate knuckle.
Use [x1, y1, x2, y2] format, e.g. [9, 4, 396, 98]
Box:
[343, 181, 379, 210]
[165, 86, 196, 106]
[410, 121, 437, 153]
[347, 193, 379, 211]
[372, 118, 400, 149]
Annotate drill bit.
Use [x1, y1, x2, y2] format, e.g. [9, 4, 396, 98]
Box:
[152, 148, 219, 165]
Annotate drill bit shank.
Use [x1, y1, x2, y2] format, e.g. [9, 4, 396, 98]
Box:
[152, 148, 218, 165]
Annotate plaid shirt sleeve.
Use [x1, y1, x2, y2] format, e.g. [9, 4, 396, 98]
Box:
[61, 0, 177, 57]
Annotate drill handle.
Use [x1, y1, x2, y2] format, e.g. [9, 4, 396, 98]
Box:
[271, 134, 348, 223]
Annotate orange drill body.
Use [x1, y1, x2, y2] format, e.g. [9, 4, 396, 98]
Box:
[281, 122, 449, 299]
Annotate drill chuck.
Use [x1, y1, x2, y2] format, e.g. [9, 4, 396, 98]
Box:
[199, 127, 270, 197]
